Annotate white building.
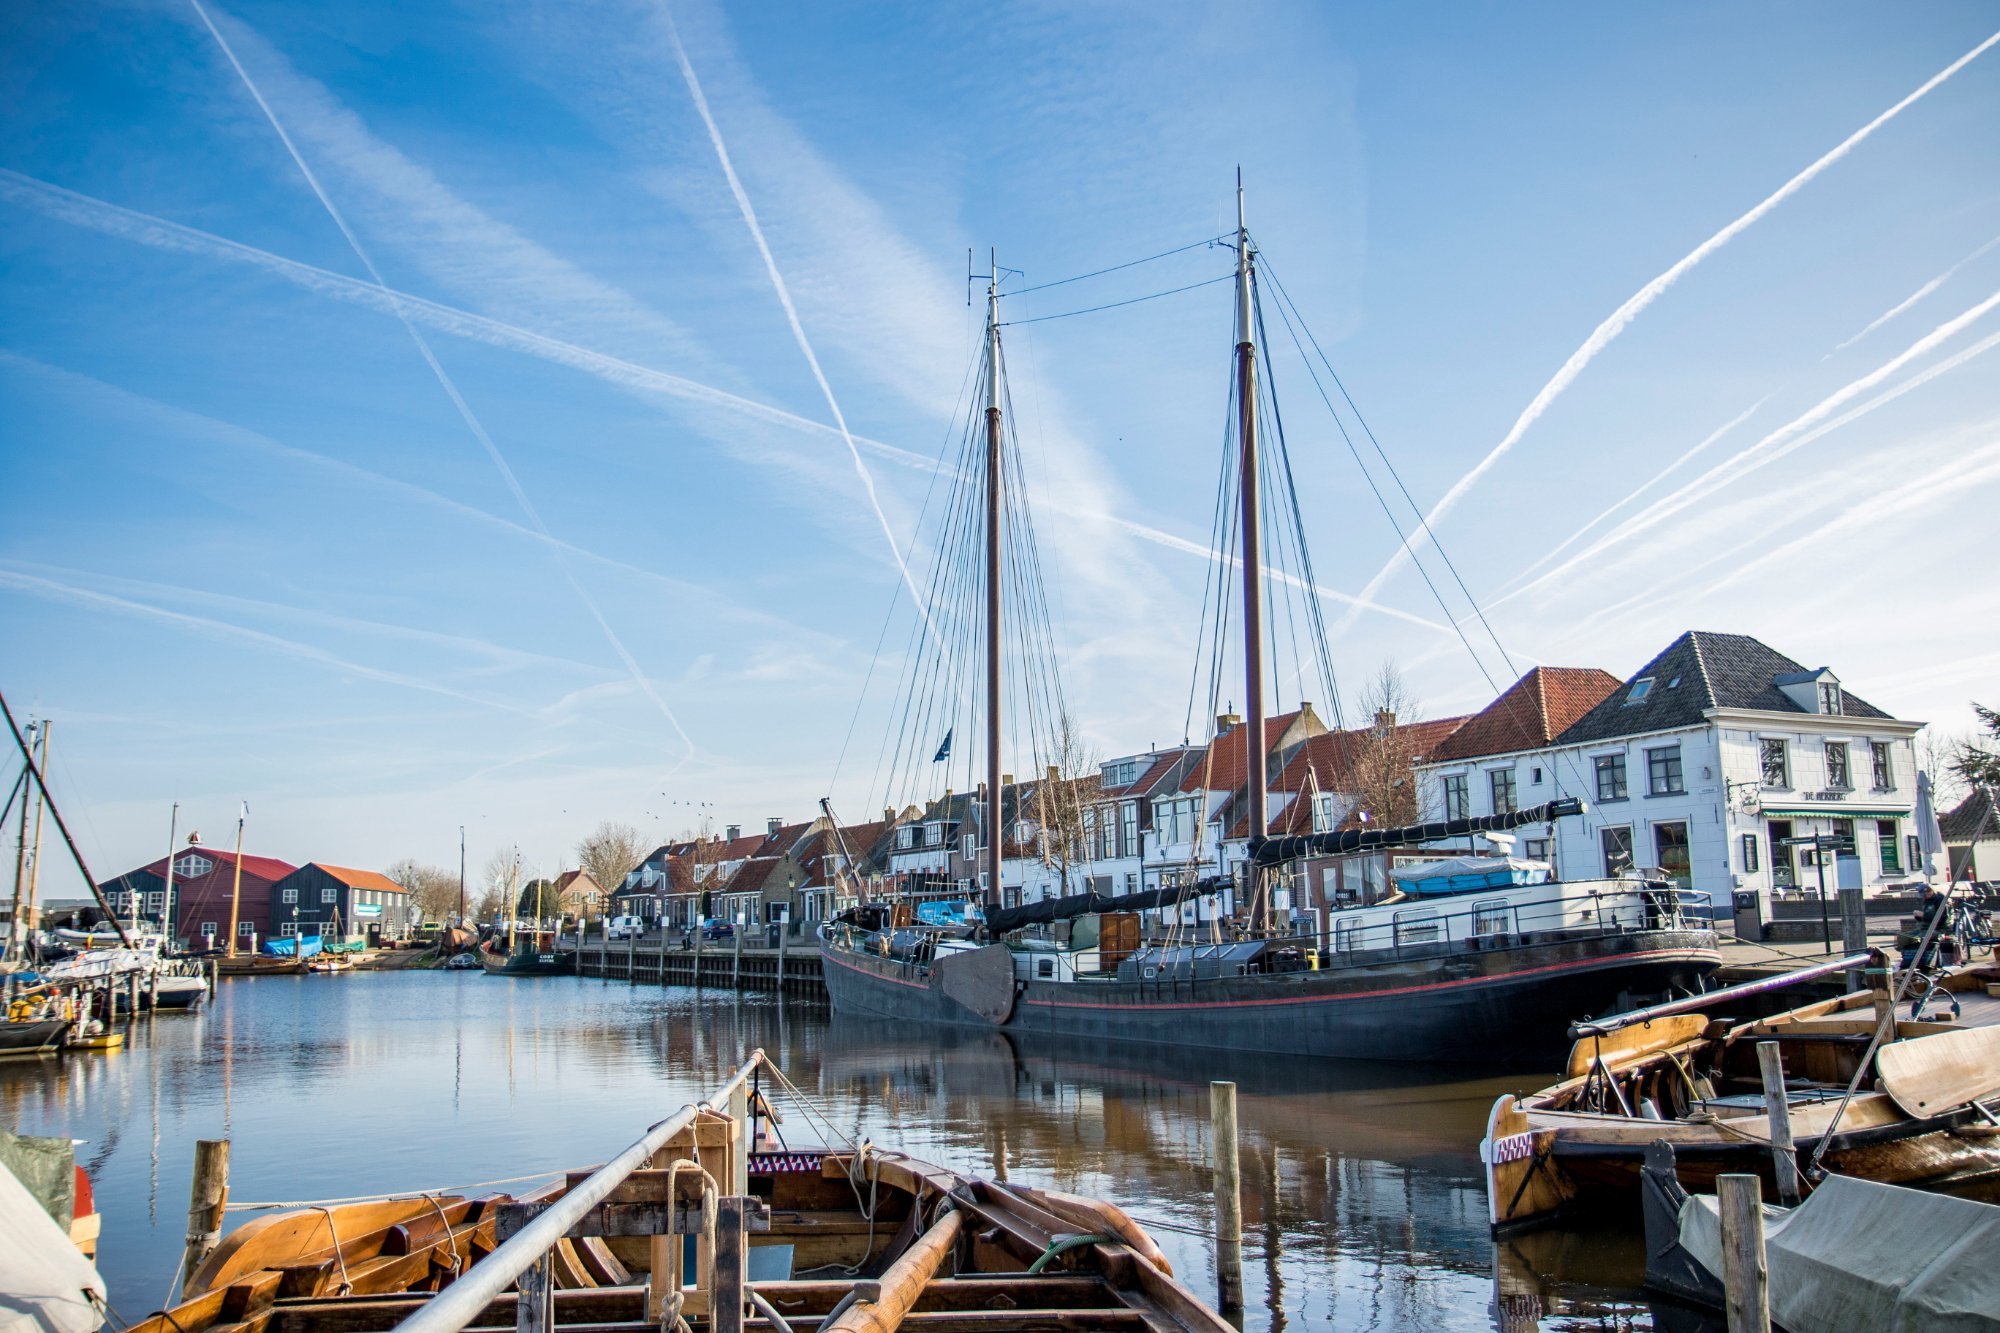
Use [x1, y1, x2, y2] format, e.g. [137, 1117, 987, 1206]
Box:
[1415, 633, 1923, 922]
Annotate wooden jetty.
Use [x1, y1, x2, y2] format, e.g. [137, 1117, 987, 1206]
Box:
[136, 1049, 1228, 1333]
[570, 933, 826, 1000]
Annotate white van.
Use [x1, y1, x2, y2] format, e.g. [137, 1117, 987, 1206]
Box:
[605, 915, 647, 940]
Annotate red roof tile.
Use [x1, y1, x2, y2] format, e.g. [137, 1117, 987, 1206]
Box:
[310, 863, 408, 894]
[1179, 712, 1304, 794]
[1427, 667, 1622, 762]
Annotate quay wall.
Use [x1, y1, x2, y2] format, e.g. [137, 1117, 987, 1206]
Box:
[568, 934, 826, 998]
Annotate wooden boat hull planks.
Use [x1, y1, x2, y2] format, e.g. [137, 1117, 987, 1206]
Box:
[141, 1057, 1229, 1333]
[1485, 964, 2000, 1229]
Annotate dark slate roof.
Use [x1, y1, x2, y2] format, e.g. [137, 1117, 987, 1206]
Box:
[1941, 786, 2000, 843]
[1555, 631, 1892, 746]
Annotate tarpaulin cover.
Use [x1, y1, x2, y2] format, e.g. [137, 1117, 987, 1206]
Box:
[0, 1147, 106, 1333]
[1680, 1174, 2000, 1333]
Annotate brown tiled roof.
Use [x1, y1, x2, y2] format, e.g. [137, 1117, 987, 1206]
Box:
[310, 863, 408, 894]
[723, 857, 783, 896]
[1428, 667, 1622, 762]
[1180, 711, 1305, 793]
[1269, 716, 1472, 792]
[1942, 786, 2000, 844]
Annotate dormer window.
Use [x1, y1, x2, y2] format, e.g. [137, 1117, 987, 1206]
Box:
[1625, 677, 1655, 705]
[173, 853, 213, 879]
[1818, 682, 1843, 715]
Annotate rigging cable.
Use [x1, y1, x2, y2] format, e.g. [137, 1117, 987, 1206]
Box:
[1006, 234, 1231, 296]
[1001, 273, 1234, 327]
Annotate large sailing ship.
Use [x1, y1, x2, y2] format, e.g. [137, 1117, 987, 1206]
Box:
[818, 185, 1718, 1063]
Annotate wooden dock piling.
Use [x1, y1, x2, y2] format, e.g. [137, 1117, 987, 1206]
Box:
[1754, 1041, 1801, 1205]
[180, 1138, 230, 1292]
[1210, 1080, 1243, 1312]
[1717, 1173, 1769, 1332]
[1838, 887, 1866, 991]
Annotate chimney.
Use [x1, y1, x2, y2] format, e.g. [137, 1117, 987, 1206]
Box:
[1375, 708, 1397, 730]
[1002, 772, 1013, 788]
[884, 807, 895, 825]
[1216, 712, 1242, 733]
[768, 817, 782, 835]
[725, 824, 741, 841]
[976, 782, 988, 800]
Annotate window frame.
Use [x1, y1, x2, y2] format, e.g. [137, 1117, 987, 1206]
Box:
[1442, 774, 1469, 821]
[1594, 753, 1628, 802]
[322, 886, 339, 904]
[1646, 745, 1685, 797]
[1600, 825, 1634, 877]
[1488, 767, 1518, 815]
[1760, 738, 1790, 789]
[1824, 741, 1851, 791]
[1870, 740, 1894, 791]
[1472, 899, 1514, 936]
[1740, 833, 1761, 873]
[1392, 906, 1442, 949]
[1652, 820, 1693, 887]
[1878, 819, 1902, 876]
[281, 887, 298, 904]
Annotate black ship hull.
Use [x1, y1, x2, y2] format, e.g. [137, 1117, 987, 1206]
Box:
[819, 930, 1719, 1065]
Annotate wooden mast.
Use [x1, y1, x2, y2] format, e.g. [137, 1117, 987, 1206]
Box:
[983, 251, 1004, 913]
[1234, 174, 1270, 934]
[162, 801, 179, 944]
[225, 805, 245, 958]
[21, 721, 49, 953]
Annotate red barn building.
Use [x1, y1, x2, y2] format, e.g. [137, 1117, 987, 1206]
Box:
[98, 845, 298, 951]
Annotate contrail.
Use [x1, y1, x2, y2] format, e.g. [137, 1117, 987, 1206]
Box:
[1830, 232, 2000, 353]
[4, 167, 1434, 631]
[661, 10, 946, 652]
[187, 0, 695, 755]
[1487, 396, 1768, 603]
[0, 568, 537, 717]
[1339, 27, 2000, 626]
[1513, 299, 2000, 599]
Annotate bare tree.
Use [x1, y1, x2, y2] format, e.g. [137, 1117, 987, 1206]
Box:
[1348, 660, 1422, 827]
[575, 821, 649, 899]
[1953, 703, 2000, 792]
[386, 859, 459, 923]
[471, 847, 518, 923]
[1032, 713, 1102, 896]
[1917, 725, 1969, 806]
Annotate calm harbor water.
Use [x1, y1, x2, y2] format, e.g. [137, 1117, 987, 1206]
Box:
[1, 972, 1705, 1331]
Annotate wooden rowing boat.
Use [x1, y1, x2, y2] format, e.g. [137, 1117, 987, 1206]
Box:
[135, 1052, 1228, 1333]
[1483, 961, 2000, 1230]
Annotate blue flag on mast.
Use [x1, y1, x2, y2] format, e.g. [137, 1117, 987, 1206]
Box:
[933, 728, 953, 763]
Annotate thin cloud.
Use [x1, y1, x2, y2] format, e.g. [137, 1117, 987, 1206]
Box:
[0, 568, 536, 716]
[189, 0, 695, 755]
[1830, 232, 2000, 353]
[1341, 27, 2000, 626]
[2, 169, 1429, 633]
[1514, 306, 2000, 602]
[662, 7, 940, 649]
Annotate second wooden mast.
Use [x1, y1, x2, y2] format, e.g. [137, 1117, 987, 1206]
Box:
[983, 253, 1005, 913]
[1234, 179, 1270, 933]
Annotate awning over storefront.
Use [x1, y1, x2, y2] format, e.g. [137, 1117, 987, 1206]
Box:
[1760, 808, 1909, 821]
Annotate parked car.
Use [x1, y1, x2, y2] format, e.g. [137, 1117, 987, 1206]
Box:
[700, 921, 734, 941]
[605, 915, 646, 940]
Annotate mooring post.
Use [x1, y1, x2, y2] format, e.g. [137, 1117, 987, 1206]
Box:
[728, 1080, 751, 1197]
[694, 922, 704, 988]
[1838, 887, 1866, 992]
[148, 968, 160, 1018]
[777, 926, 788, 995]
[180, 1138, 230, 1291]
[733, 927, 743, 989]
[626, 918, 637, 984]
[712, 1196, 749, 1333]
[1754, 1041, 1801, 1205]
[1211, 1080, 1243, 1312]
[1718, 1173, 1770, 1332]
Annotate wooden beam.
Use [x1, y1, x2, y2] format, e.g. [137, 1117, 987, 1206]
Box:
[822, 1209, 964, 1333]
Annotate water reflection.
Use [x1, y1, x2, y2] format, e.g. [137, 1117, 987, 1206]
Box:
[0, 974, 1705, 1330]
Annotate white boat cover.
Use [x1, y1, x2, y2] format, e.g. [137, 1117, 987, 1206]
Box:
[1682, 1174, 2000, 1332]
[38, 949, 154, 982]
[0, 1157, 106, 1333]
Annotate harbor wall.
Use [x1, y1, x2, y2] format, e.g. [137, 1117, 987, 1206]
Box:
[568, 936, 826, 998]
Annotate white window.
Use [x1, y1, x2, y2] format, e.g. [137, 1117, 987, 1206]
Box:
[1489, 768, 1518, 814]
[200, 921, 217, 937]
[1760, 739, 1789, 788]
[322, 887, 338, 904]
[1818, 681, 1843, 715]
[1472, 900, 1514, 936]
[1393, 907, 1441, 947]
[1333, 916, 1363, 953]
[282, 888, 298, 903]
[1824, 742, 1850, 790]
[279, 923, 297, 937]
[238, 921, 255, 937]
[146, 892, 164, 911]
[1442, 775, 1469, 820]
[173, 853, 213, 879]
[1870, 741, 1894, 791]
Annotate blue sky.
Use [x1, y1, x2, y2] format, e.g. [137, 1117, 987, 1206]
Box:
[4, 1, 1997, 897]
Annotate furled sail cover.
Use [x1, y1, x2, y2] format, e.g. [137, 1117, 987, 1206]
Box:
[982, 880, 1225, 935]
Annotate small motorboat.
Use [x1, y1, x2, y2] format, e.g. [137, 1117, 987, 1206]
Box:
[443, 951, 483, 970]
[132, 1050, 1229, 1333]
